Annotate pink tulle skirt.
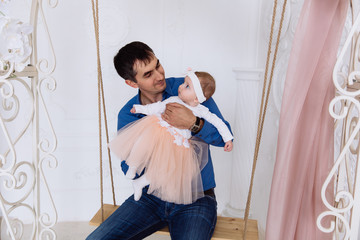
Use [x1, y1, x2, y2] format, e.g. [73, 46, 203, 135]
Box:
[109, 115, 208, 204]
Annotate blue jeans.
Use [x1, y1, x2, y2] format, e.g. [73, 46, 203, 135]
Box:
[86, 188, 217, 240]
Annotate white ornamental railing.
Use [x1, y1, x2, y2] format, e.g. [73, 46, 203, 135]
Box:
[0, 0, 58, 239]
[317, 4, 360, 240]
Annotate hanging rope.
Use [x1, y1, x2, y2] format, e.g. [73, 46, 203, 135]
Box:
[91, 0, 117, 222]
[243, 0, 288, 239]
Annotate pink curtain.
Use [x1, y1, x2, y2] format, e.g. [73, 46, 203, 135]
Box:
[265, 0, 348, 239]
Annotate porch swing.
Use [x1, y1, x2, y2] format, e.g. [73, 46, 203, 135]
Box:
[88, 0, 287, 239]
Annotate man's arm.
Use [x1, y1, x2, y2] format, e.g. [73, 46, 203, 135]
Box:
[162, 98, 232, 147]
[117, 104, 142, 130]
[117, 99, 144, 176]
[162, 103, 196, 129]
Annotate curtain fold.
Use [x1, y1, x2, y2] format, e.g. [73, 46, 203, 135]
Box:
[265, 0, 348, 239]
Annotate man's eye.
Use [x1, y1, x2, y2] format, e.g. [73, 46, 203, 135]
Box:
[186, 85, 189, 88]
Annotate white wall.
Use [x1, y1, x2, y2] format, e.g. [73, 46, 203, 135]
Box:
[2, 0, 299, 239]
[5, 0, 260, 218]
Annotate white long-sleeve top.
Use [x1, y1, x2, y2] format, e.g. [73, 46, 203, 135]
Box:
[134, 96, 233, 147]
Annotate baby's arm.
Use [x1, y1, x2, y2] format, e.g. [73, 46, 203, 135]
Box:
[131, 97, 179, 115]
[192, 98, 231, 147]
[198, 107, 234, 151]
[132, 101, 166, 115]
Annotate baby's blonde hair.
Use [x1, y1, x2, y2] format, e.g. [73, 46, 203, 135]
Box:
[195, 72, 216, 100]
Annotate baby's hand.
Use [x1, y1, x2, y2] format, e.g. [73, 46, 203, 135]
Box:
[130, 107, 136, 113]
[224, 141, 233, 152]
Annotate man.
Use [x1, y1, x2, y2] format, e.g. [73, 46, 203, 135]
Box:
[86, 41, 231, 240]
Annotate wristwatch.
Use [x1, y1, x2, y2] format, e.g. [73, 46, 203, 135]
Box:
[190, 116, 201, 133]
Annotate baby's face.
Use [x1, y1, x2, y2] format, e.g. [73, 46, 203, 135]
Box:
[178, 76, 198, 106]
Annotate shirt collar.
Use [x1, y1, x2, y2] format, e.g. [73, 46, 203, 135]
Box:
[162, 78, 175, 100]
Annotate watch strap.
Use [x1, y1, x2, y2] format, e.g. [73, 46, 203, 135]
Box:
[190, 116, 201, 133]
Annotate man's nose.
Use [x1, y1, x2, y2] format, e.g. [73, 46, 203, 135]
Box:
[154, 69, 163, 80]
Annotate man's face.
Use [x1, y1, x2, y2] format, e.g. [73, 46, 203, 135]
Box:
[133, 55, 166, 95]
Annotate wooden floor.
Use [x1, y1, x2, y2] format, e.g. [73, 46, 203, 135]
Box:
[90, 204, 258, 240]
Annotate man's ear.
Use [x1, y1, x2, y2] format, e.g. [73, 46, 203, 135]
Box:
[125, 80, 138, 88]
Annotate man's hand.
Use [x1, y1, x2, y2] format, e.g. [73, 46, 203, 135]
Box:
[130, 107, 136, 113]
[162, 103, 195, 129]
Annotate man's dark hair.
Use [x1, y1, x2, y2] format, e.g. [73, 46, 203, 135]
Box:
[113, 41, 155, 82]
